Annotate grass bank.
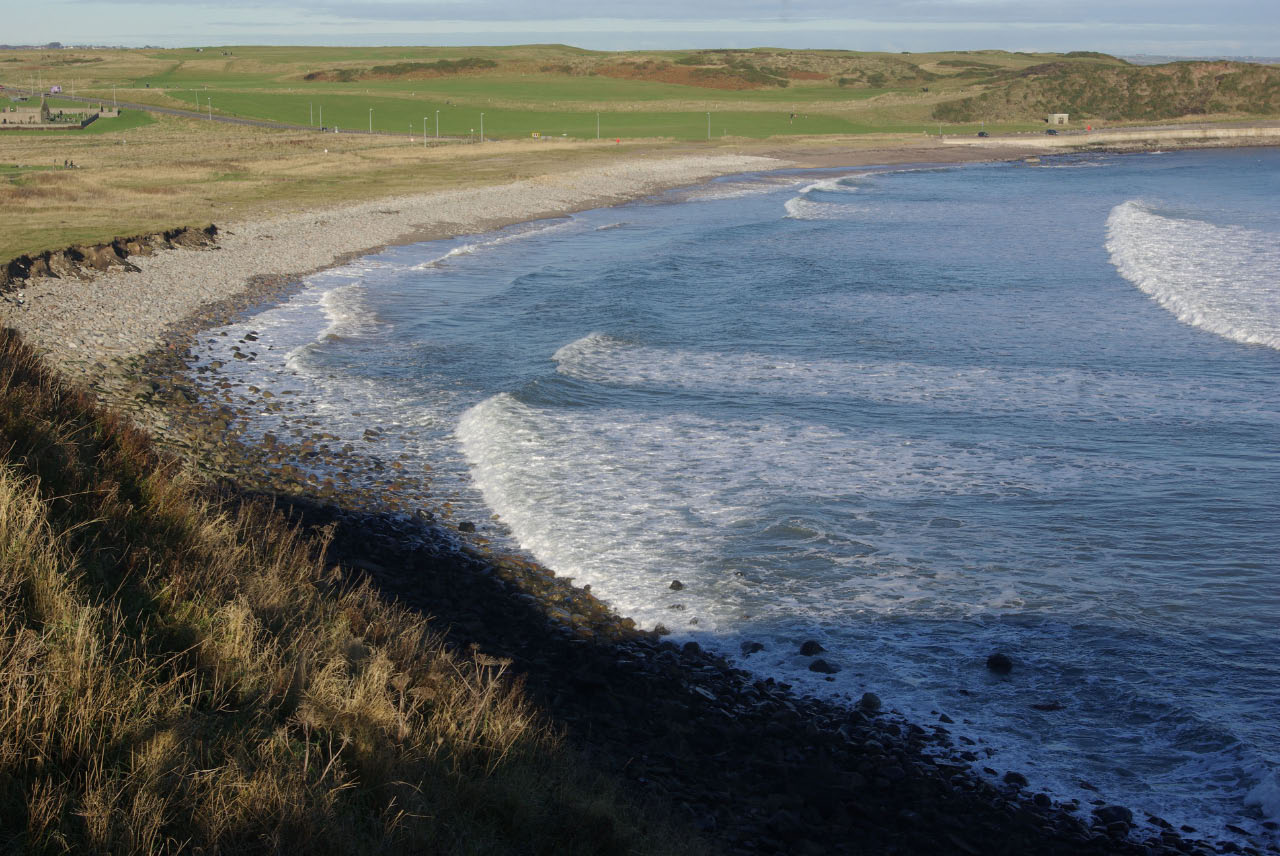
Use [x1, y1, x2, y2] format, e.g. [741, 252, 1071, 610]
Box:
[0, 326, 695, 854]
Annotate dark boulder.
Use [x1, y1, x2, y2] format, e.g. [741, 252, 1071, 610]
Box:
[986, 652, 1013, 674]
[1092, 805, 1134, 826]
[1003, 771, 1028, 788]
[799, 640, 826, 656]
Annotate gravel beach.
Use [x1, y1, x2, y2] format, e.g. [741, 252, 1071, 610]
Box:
[1, 153, 782, 383]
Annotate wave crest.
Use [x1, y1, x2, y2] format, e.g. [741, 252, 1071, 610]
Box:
[1106, 201, 1280, 350]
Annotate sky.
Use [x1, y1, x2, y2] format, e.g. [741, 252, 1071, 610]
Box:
[6, 0, 1279, 57]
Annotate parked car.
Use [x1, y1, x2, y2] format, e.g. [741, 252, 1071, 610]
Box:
[977, 131, 989, 137]
[1045, 129, 1059, 135]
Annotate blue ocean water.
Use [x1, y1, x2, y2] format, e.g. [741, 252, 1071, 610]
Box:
[190, 148, 1280, 844]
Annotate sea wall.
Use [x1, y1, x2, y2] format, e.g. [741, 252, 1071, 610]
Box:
[946, 124, 1280, 150]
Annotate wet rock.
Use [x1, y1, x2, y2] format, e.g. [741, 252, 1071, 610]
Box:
[457, 521, 476, 533]
[1003, 771, 1028, 788]
[682, 641, 702, 657]
[740, 641, 765, 655]
[669, 579, 684, 591]
[799, 640, 825, 656]
[986, 652, 1014, 674]
[858, 692, 882, 713]
[809, 659, 840, 674]
[1093, 805, 1134, 826]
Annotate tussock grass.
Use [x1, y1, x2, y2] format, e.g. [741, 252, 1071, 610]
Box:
[0, 326, 694, 855]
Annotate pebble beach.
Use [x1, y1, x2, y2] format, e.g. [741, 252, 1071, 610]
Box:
[1, 153, 782, 383]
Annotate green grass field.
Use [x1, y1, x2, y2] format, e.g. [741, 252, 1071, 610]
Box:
[6, 44, 1272, 143]
[4, 44, 1132, 141]
[159, 87, 876, 139]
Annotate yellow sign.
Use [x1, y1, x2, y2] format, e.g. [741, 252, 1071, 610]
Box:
[531, 132, 540, 138]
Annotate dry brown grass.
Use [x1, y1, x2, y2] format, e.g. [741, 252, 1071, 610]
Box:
[0, 113, 687, 260]
[0, 327, 698, 855]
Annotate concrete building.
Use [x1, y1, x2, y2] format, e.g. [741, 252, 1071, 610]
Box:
[1047, 113, 1070, 125]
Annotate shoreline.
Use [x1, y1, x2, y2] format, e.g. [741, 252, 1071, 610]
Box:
[1, 142, 1265, 855]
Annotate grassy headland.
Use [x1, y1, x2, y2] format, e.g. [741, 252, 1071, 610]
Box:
[0, 326, 694, 854]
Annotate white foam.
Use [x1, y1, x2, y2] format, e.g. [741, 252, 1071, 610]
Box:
[1245, 769, 1280, 826]
[317, 283, 379, 341]
[551, 333, 1256, 422]
[798, 175, 866, 194]
[783, 196, 865, 220]
[681, 177, 803, 202]
[410, 218, 575, 270]
[1107, 201, 1280, 350]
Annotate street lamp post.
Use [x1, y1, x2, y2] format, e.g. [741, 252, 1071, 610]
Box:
[423, 117, 427, 147]
[435, 110, 439, 138]
[707, 112, 711, 141]
[369, 108, 373, 133]
[319, 105, 322, 127]
[310, 103, 313, 126]
[596, 112, 600, 140]
[480, 112, 484, 142]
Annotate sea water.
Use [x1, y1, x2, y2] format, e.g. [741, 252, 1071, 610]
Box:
[189, 147, 1280, 845]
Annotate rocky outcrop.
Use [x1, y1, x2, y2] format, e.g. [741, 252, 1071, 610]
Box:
[1, 225, 218, 290]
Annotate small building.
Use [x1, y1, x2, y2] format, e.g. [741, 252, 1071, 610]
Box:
[49, 85, 62, 94]
[1047, 113, 1069, 125]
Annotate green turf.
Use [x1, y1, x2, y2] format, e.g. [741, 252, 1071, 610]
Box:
[10, 43, 1229, 143]
[161, 87, 875, 139]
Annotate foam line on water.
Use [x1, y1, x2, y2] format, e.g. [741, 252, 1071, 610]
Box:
[410, 218, 576, 270]
[783, 197, 866, 220]
[1107, 200, 1280, 350]
[552, 332, 1265, 422]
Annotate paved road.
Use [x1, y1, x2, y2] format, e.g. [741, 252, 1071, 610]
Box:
[0, 84, 467, 141]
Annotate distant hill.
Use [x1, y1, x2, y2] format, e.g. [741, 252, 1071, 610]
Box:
[1124, 55, 1280, 66]
[932, 61, 1280, 122]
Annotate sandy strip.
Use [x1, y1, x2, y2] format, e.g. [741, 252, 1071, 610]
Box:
[1, 153, 784, 382]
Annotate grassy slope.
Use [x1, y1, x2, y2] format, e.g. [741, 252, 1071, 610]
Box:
[0, 326, 697, 855]
[933, 60, 1280, 122]
[0, 114, 669, 261]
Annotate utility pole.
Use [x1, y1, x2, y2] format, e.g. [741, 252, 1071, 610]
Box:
[596, 112, 600, 139]
[707, 112, 711, 141]
[480, 112, 484, 142]
[310, 103, 313, 125]
[423, 117, 427, 146]
[435, 110, 439, 138]
[319, 105, 322, 127]
[369, 107, 372, 133]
